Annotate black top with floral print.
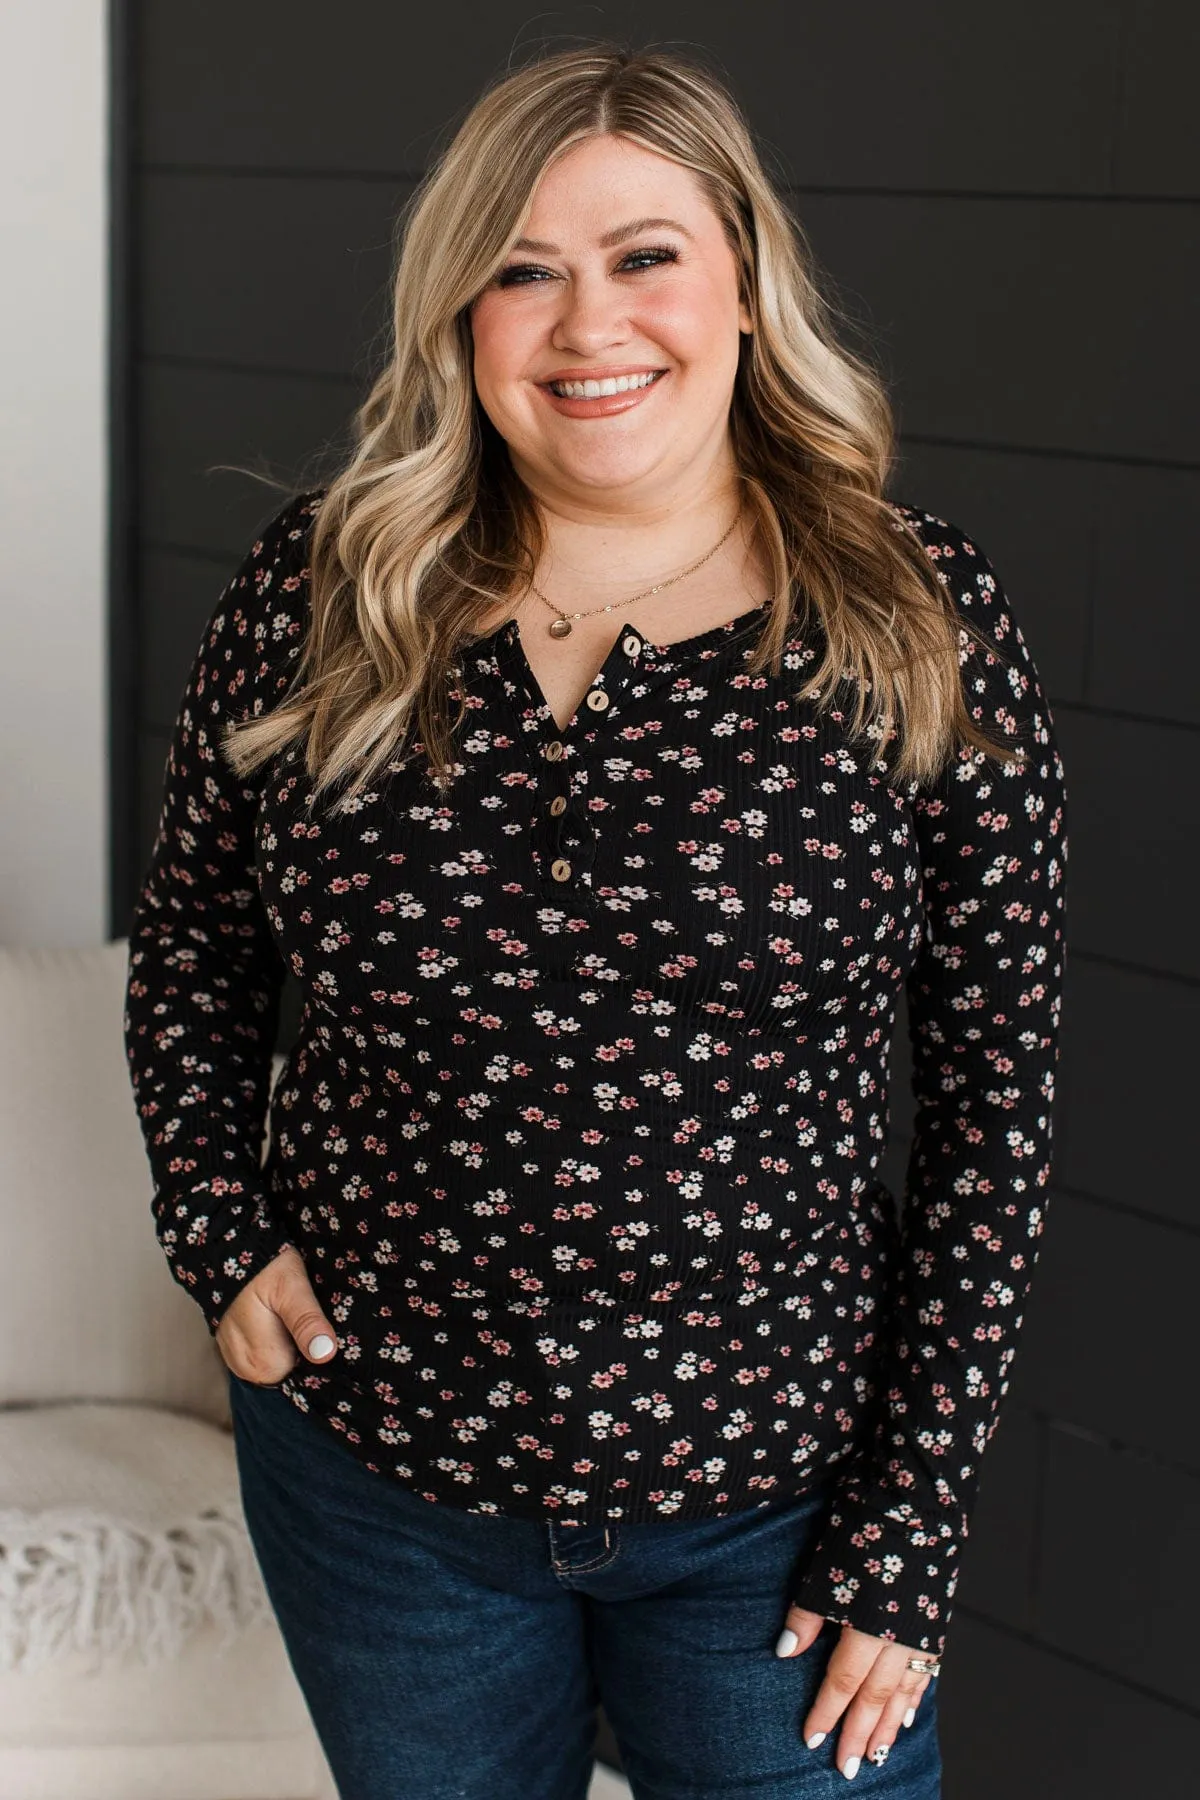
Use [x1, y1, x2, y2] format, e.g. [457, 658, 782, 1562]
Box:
[123, 487, 1067, 1656]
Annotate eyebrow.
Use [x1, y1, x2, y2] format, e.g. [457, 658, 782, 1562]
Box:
[510, 216, 696, 254]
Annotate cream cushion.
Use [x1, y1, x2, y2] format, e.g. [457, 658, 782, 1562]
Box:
[0, 939, 249, 1426]
[0, 1612, 329, 1800]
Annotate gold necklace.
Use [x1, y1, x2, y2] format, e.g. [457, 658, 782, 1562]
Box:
[526, 507, 745, 638]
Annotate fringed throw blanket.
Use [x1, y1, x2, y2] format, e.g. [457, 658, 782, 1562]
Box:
[0, 1401, 270, 1673]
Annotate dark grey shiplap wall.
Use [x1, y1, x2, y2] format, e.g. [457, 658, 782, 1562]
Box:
[114, 4, 1200, 1792]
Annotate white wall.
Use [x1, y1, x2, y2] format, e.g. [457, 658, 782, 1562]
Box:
[0, 0, 108, 945]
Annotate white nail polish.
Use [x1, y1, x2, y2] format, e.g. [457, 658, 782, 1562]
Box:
[805, 1731, 826, 1749]
[307, 1333, 335, 1358]
[842, 1755, 861, 1780]
[903, 1707, 916, 1729]
[775, 1627, 799, 1657]
[869, 1745, 890, 1765]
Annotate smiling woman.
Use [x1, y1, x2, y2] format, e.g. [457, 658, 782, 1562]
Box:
[210, 43, 1015, 804]
[124, 36, 1067, 1800]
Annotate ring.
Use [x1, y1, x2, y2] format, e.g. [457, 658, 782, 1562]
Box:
[906, 1655, 941, 1677]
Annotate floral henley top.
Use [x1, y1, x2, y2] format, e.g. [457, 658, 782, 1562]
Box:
[123, 487, 1068, 1656]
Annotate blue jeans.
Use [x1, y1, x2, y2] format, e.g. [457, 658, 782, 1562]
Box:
[228, 1372, 942, 1799]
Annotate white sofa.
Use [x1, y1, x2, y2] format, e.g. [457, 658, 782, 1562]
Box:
[0, 939, 337, 1800]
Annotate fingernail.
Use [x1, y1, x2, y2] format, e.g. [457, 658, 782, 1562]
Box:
[842, 1755, 861, 1780]
[307, 1334, 335, 1358]
[775, 1627, 799, 1657]
[805, 1732, 826, 1750]
[903, 1707, 916, 1729]
[869, 1745, 890, 1765]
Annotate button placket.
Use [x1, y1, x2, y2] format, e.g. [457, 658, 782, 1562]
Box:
[531, 625, 644, 894]
[493, 619, 647, 895]
[541, 734, 578, 886]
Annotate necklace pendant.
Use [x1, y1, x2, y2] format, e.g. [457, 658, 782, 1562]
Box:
[548, 616, 573, 639]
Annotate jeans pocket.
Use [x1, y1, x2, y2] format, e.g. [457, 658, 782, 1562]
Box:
[227, 1367, 287, 1393]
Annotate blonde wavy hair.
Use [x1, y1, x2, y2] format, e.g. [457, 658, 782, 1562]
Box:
[222, 40, 1019, 814]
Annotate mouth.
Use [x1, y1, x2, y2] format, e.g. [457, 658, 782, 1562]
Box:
[541, 368, 668, 399]
[536, 367, 671, 419]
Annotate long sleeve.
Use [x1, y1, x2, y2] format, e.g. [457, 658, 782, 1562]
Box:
[123, 489, 321, 1336]
[791, 511, 1069, 1656]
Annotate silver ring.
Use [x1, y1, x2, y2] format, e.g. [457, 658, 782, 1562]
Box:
[906, 1655, 941, 1677]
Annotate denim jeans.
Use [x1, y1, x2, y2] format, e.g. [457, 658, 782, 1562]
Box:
[228, 1371, 942, 1800]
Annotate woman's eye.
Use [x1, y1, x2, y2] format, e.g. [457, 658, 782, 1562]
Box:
[495, 246, 679, 288]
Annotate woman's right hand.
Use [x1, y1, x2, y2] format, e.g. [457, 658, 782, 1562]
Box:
[215, 1245, 340, 1385]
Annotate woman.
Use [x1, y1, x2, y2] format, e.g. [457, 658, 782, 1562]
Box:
[124, 41, 1067, 1800]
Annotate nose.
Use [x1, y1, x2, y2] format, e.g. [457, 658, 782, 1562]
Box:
[550, 268, 633, 355]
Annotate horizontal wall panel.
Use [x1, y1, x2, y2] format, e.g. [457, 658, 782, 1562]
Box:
[939, 1615, 1200, 1798]
[138, 172, 415, 375]
[897, 445, 1200, 728]
[1115, 1, 1200, 196]
[1087, 462, 1200, 725]
[139, 363, 358, 555]
[136, 2, 535, 174]
[136, 1, 1124, 197]
[751, 1, 1122, 196]
[798, 196, 1200, 465]
[141, 547, 242, 732]
[1011, 1193, 1200, 1460]
[890, 442, 1091, 708]
[1038, 1425, 1200, 1708]
[1051, 707, 1198, 980]
[1055, 960, 1197, 1230]
[949, 1405, 1041, 1636]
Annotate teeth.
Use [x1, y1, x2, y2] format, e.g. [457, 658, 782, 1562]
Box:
[549, 370, 662, 398]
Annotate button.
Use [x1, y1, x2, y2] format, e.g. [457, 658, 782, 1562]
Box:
[549, 794, 567, 816]
[585, 689, 610, 711]
[551, 858, 572, 881]
[622, 634, 641, 657]
[544, 740, 564, 760]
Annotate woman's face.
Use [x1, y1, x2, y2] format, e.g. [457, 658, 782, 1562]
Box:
[468, 132, 753, 510]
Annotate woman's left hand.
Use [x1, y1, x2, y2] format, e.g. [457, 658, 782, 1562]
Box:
[775, 1604, 935, 1779]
